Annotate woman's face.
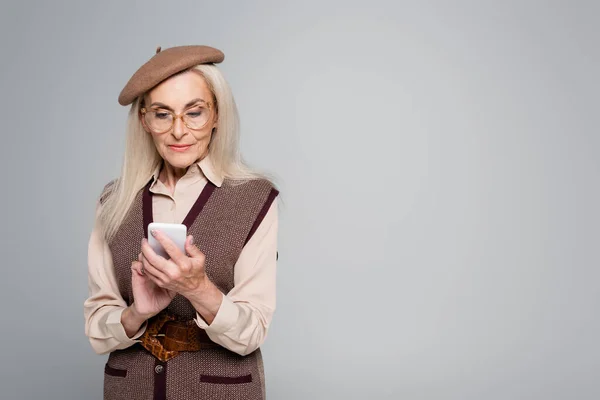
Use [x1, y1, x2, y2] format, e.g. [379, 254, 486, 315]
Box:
[141, 70, 217, 170]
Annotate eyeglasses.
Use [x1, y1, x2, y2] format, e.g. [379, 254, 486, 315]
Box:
[140, 101, 214, 134]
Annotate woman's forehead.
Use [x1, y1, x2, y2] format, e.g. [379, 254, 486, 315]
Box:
[145, 70, 210, 105]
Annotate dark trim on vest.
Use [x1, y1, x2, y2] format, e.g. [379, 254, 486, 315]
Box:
[244, 188, 279, 245]
[200, 373, 253, 384]
[104, 363, 127, 377]
[182, 181, 217, 228]
[154, 359, 167, 400]
[142, 179, 217, 237]
[142, 179, 153, 239]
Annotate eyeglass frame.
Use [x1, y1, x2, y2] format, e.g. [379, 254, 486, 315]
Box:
[139, 101, 215, 134]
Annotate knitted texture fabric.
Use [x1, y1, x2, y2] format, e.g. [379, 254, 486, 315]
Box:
[100, 178, 276, 400]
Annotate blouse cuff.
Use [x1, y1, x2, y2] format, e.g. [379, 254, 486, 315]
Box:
[106, 308, 147, 344]
[194, 294, 239, 334]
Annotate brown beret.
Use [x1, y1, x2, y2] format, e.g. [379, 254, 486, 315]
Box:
[118, 45, 225, 106]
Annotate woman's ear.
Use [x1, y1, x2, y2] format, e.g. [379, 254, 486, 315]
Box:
[212, 97, 218, 131]
[211, 114, 218, 134]
[139, 95, 151, 133]
[139, 109, 151, 134]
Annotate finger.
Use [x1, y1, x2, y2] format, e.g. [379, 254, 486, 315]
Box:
[143, 265, 167, 288]
[141, 239, 180, 280]
[141, 237, 168, 272]
[137, 253, 144, 274]
[185, 235, 205, 260]
[140, 251, 170, 283]
[150, 229, 188, 266]
[131, 260, 145, 277]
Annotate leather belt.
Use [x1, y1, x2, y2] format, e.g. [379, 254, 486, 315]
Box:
[140, 310, 218, 362]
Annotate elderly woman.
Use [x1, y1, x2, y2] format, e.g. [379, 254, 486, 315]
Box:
[83, 45, 279, 400]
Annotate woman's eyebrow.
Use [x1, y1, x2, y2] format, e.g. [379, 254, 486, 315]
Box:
[150, 98, 207, 110]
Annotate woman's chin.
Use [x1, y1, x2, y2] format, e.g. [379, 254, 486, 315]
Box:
[163, 152, 198, 169]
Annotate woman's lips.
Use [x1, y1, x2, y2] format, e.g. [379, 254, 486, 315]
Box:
[169, 144, 192, 152]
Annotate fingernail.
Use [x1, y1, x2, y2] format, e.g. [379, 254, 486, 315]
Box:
[151, 230, 157, 237]
[189, 235, 194, 245]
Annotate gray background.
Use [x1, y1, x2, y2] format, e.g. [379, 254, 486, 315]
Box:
[1, 0, 598, 399]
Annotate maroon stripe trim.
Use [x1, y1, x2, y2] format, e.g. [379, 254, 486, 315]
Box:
[142, 179, 216, 237]
[200, 374, 253, 384]
[154, 360, 167, 400]
[181, 181, 216, 228]
[142, 179, 154, 239]
[244, 188, 279, 245]
[104, 364, 127, 377]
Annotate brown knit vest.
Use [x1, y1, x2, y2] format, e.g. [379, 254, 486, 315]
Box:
[100, 177, 278, 400]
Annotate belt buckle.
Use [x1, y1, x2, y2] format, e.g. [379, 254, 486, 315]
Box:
[162, 321, 201, 352]
[140, 311, 179, 362]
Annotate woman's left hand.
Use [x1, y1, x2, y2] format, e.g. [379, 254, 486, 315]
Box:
[139, 230, 208, 298]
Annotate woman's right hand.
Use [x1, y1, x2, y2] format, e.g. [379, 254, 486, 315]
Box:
[130, 253, 176, 319]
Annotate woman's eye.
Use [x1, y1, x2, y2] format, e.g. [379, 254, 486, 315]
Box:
[154, 112, 170, 119]
[186, 109, 204, 118]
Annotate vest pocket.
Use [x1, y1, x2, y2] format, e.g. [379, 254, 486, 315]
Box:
[200, 373, 252, 384]
[104, 363, 127, 378]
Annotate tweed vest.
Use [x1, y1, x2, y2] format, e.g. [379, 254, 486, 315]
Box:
[100, 177, 278, 400]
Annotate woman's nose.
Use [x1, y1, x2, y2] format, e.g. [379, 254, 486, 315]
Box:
[172, 116, 186, 138]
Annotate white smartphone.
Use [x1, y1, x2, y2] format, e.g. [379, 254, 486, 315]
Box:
[147, 222, 187, 259]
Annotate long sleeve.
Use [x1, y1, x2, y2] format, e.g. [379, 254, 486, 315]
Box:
[83, 201, 147, 354]
[194, 199, 278, 356]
